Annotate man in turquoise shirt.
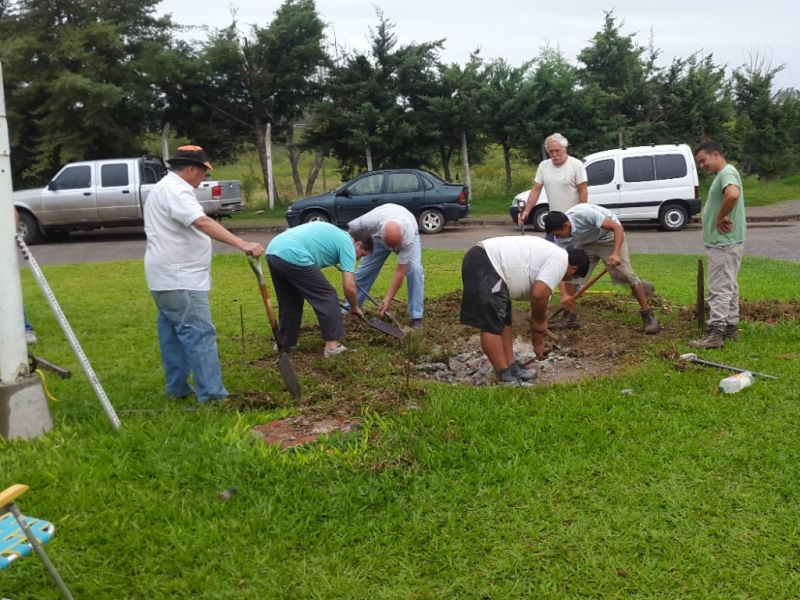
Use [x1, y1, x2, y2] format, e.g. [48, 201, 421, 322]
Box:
[266, 222, 373, 357]
[690, 140, 747, 349]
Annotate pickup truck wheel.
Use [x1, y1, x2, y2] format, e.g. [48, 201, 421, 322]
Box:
[418, 209, 445, 234]
[302, 210, 330, 224]
[532, 206, 549, 232]
[659, 204, 688, 231]
[18, 211, 43, 245]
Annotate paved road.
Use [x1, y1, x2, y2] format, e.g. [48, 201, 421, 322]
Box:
[20, 221, 800, 266]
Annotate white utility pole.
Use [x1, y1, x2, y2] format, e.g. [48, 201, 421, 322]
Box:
[266, 123, 276, 209]
[0, 61, 52, 440]
[161, 123, 170, 161]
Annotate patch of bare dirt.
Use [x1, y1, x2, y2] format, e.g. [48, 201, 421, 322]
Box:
[252, 416, 362, 449]
[242, 292, 799, 446]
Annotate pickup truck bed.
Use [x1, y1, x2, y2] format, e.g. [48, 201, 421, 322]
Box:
[13, 157, 244, 244]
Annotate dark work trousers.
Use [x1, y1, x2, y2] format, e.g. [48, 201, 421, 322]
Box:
[266, 254, 345, 348]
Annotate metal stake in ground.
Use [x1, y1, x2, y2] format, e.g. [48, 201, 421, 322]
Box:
[16, 235, 121, 430]
[679, 353, 778, 380]
[696, 258, 705, 331]
[246, 255, 302, 398]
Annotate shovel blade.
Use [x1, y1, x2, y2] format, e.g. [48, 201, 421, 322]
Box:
[368, 317, 405, 339]
[276, 353, 302, 397]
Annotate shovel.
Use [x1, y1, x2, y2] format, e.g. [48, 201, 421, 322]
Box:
[247, 255, 302, 398]
[353, 282, 406, 331]
[340, 301, 405, 339]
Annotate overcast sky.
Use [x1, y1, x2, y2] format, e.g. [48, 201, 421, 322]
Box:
[159, 0, 799, 91]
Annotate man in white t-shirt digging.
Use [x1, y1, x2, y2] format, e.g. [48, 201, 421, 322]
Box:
[460, 236, 589, 386]
[517, 133, 588, 331]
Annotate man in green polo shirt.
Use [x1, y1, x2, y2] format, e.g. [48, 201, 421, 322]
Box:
[690, 140, 746, 349]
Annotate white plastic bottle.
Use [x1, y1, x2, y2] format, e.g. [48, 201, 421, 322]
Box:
[718, 371, 754, 394]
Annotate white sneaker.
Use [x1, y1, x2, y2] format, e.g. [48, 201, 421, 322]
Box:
[323, 343, 347, 358]
[25, 330, 37, 345]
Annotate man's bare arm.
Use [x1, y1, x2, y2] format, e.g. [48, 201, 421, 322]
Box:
[577, 182, 588, 204]
[192, 215, 264, 256]
[518, 183, 544, 224]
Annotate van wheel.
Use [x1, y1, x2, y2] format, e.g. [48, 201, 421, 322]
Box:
[532, 207, 549, 232]
[418, 209, 445, 234]
[17, 211, 43, 245]
[659, 204, 688, 231]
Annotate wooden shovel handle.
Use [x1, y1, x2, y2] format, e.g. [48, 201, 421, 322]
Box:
[548, 267, 609, 321]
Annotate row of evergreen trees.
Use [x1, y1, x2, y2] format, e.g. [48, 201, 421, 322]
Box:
[1, 0, 798, 197]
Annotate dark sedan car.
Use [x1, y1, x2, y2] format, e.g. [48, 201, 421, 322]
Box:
[285, 169, 470, 234]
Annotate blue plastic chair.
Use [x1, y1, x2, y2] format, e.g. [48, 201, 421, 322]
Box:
[1, 485, 74, 599]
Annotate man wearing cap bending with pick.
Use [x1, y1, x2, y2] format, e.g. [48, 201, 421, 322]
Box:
[144, 145, 264, 404]
[346, 203, 424, 328]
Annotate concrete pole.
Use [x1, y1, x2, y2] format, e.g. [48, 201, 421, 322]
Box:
[0, 61, 52, 440]
[266, 123, 275, 210]
[161, 123, 170, 162]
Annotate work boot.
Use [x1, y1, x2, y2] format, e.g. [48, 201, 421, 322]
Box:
[688, 325, 725, 349]
[410, 318, 423, 329]
[640, 309, 660, 335]
[549, 311, 580, 331]
[495, 368, 532, 387]
[509, 360, 538, 382]
[722, 324, 740, 341]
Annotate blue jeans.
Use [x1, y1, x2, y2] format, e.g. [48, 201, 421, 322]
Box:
[150, 290, 228, 403]
[354, 235, 424, 319]
[24, 309, 34, 332]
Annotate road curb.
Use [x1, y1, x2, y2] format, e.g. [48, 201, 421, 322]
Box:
[227, 214, 800, 235]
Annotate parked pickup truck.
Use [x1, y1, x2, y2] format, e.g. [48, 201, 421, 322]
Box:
[13, 157, 245, 244]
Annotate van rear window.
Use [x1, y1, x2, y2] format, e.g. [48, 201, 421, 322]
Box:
[624, 154, 687, 182]
[655, 154, 688, 180]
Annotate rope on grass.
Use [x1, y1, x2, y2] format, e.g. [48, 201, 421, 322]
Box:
[34, 369, 59, 402]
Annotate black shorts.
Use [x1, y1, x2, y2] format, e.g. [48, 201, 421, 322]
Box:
[459, 245, 512, 335]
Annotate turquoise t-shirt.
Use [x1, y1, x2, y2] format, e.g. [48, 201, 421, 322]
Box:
[266, 222, 357, 272]
[703, 164, 746, 247]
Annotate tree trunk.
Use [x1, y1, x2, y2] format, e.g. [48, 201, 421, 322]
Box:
[439, 146, 452, 181]
[286, 146, 303, 196]
[305, 150, 325, 196]
[503, 143, 513, 191]
[461, 129, 471, 202]
[365, 145, 373, 171]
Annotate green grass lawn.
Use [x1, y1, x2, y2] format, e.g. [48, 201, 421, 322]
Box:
[2, 251, 800, 598]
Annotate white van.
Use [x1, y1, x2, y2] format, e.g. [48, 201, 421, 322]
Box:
[510, 143, 701, 232]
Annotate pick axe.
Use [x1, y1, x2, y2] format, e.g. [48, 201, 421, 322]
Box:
[247, 255, 302, 398]
[548, 267, 609, 323]
[679, 353, 778, 380]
